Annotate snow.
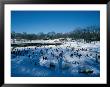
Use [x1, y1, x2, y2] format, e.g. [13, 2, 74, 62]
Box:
[11, 40, 100, 77]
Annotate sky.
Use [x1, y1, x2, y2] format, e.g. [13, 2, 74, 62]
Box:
[11, 11, 100, 34]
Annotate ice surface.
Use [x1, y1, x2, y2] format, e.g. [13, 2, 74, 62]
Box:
[11, 40, 100, 77]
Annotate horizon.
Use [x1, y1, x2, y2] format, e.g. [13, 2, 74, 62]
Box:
[12, 25, 100, 35]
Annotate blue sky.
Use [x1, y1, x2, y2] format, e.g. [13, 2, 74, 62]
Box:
[11, 11, 100, 34]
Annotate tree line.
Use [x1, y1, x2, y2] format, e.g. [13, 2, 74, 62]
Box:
[11, 26, 100, 42]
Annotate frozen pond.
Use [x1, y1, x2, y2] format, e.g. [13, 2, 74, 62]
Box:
[11, 41, 100, 77]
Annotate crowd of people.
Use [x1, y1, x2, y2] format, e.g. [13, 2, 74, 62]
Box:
[11, 42, 100, 71]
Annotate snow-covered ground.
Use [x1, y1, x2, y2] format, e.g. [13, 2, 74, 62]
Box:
[11, 40, 100, 77]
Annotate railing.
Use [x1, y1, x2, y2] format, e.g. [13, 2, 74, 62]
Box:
[11, 42, 62, 47]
